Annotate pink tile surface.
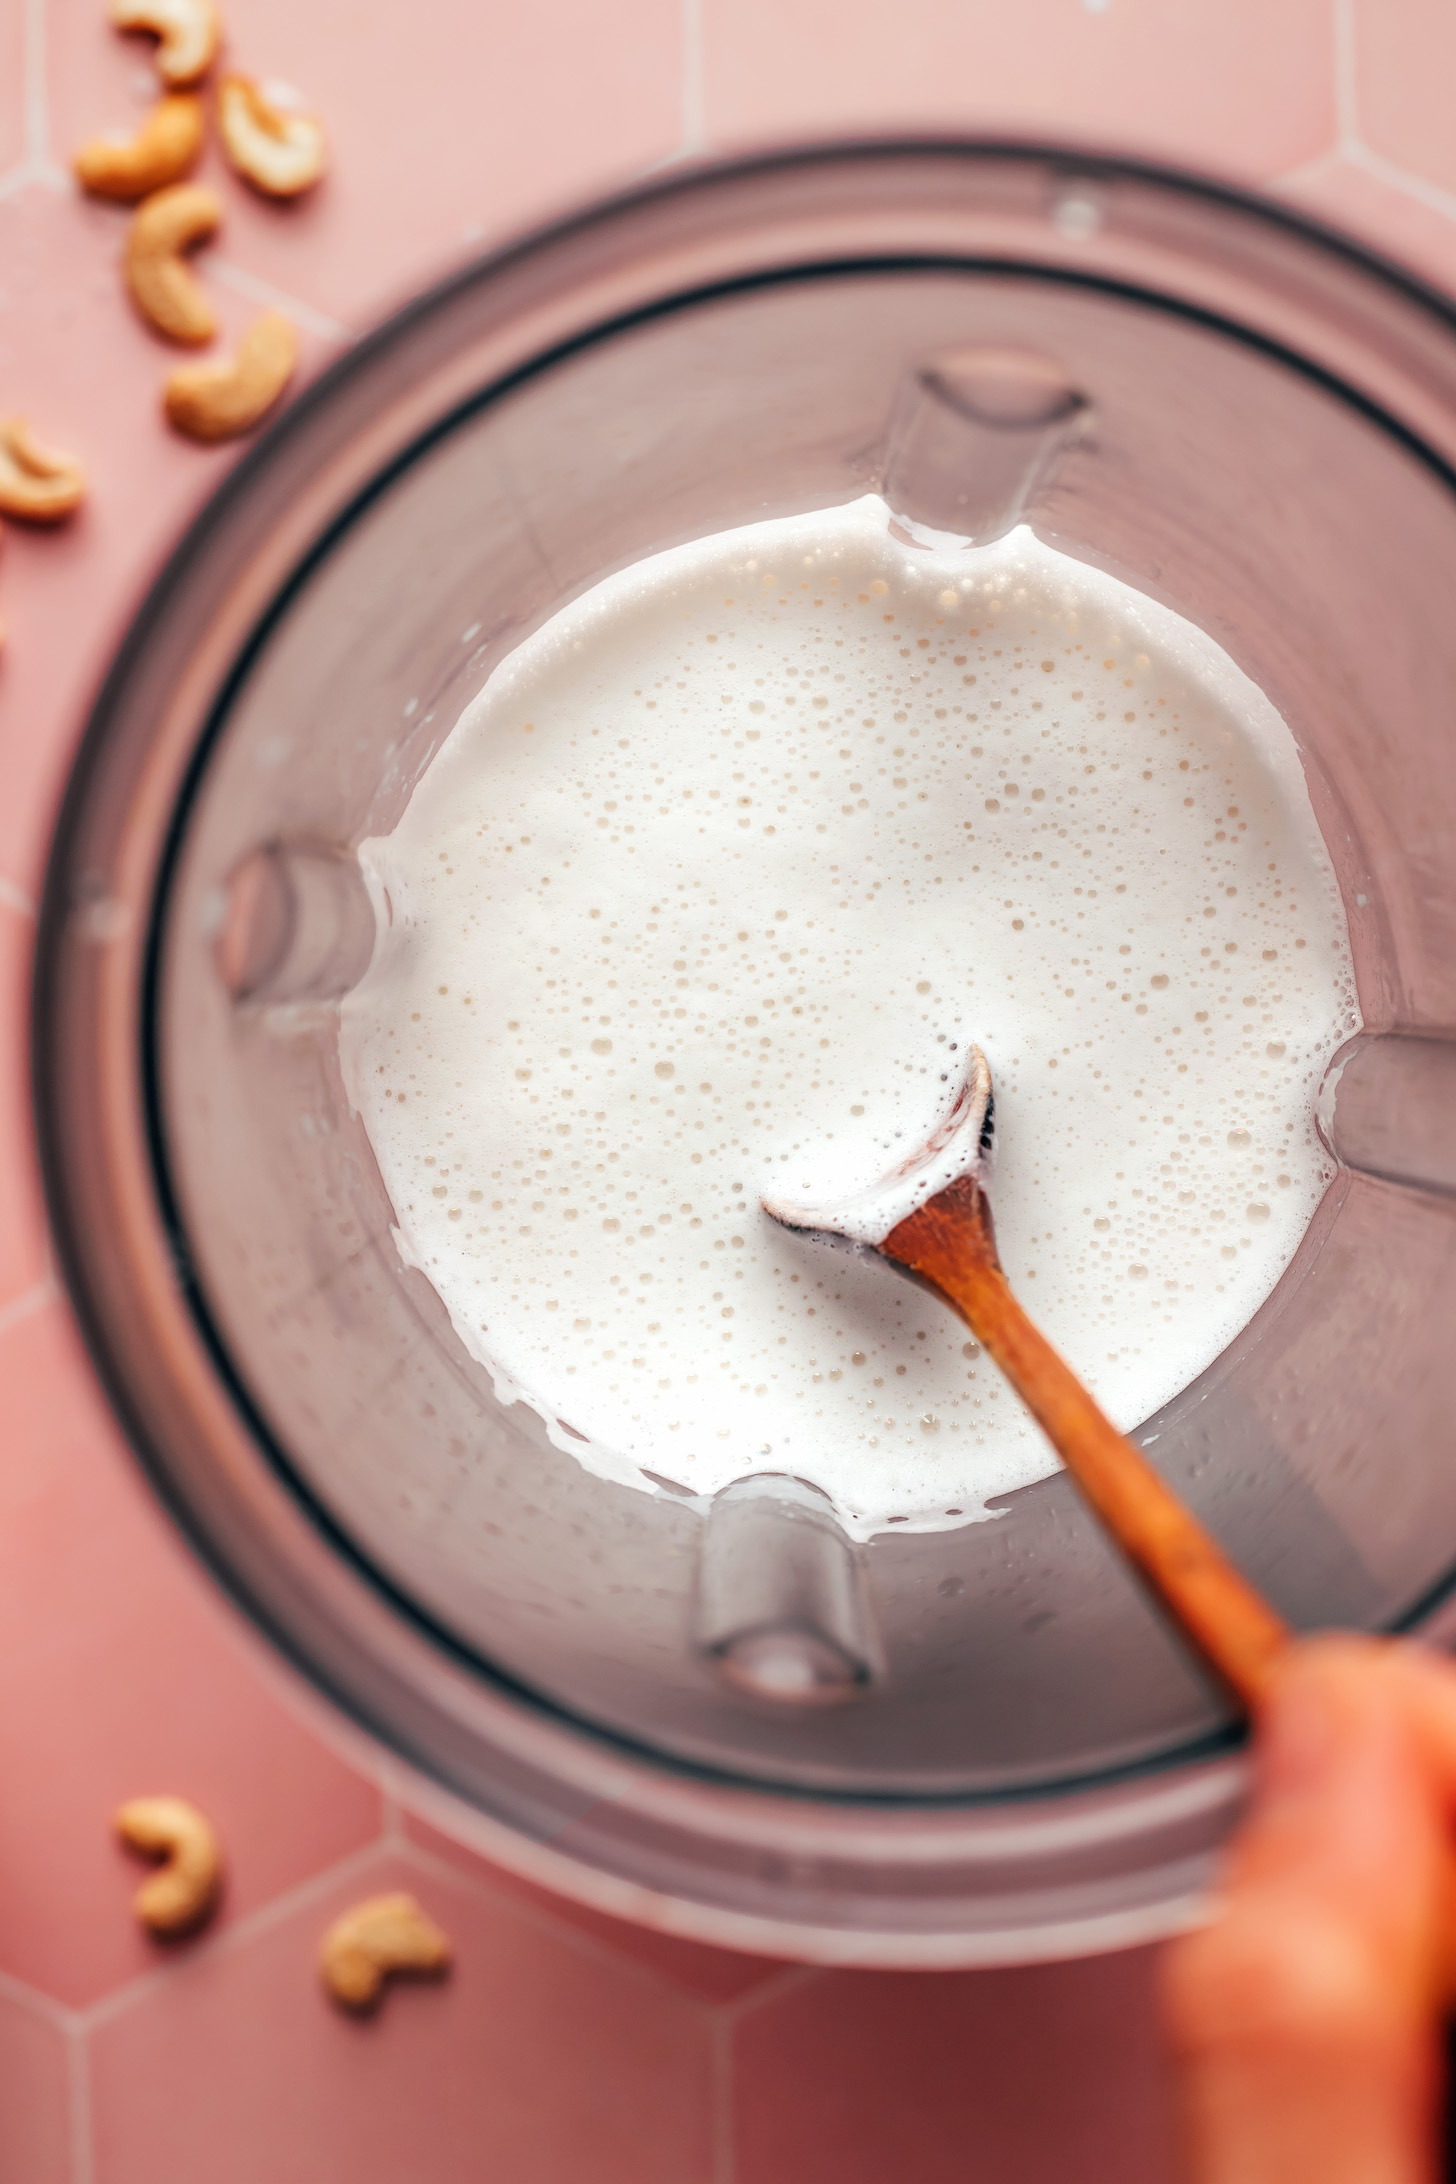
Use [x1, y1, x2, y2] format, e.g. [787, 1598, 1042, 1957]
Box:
[1352, 0, 1456, 200]
[733, 1949, 1177, 2184]
[0, 904, 48, 1310]
[1, 0, 1455, 2178]
[1277, 154, 1456, 301]
[48, 0, 685, 332]
[0, 185, 338, 898]
[0, 1987, 71, 2184]
[0, 5, 23, 178]
[89, 1850, 717, 2184]
[404, 1810, 791, 2007]
[704, 0, 1337, 181]
[0, 1301, 380, 2008]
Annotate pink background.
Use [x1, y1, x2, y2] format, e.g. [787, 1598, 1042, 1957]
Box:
[0, 3, 1449, 2176]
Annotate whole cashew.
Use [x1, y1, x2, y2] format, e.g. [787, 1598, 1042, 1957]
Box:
[125, 182, 221, 344]
[74, 93, 205, 201]
[114, 1795, 224, 1936]
[109, 0, 222, 88]
[319, 1892, 452, 2012]
[0, 419, 86, 524]
[163, 309, 297, 441]
[218, 76, 326, 199]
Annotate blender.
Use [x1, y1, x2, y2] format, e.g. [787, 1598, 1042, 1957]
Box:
[34, 142, 1456, 1964]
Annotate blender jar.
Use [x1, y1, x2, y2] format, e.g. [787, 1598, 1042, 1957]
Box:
[34, 143, 1456, 1966]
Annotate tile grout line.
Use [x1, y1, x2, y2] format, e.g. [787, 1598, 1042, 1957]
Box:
[0, 874, 38, 917]
[1270, 135, 1456, 239]
[713, 1958, 822, 2027]
[1328, 0, 1456, 229]
[395, 1828, 825, 2025]
[680, 0, 706, 158]
[395, 1834, 752, 2009]
[703, 1964, 829, 2183]
[376, 1756, 407, 1846]
[78, 1835, 391, 2033]
[0, 1961, 81, 2033]
[1343, 137, 1456, 228]
[0, 1275, 59, 1344]
[710, 2012, 735, 2184]
[0, 164, 68, 197]
[207, 257, 353, 344]
[1269, 149, 1347, 194]
[396, 1836, 690, 1990]
[66, 2025, 94, 2184]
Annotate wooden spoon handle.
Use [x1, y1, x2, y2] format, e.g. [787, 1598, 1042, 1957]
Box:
[884, 1174, 1291, 1709]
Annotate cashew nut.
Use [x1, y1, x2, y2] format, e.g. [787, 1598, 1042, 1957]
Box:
[110, 0, 222, 88]
[163, 308, 297, 441]
[319, 1892, 452, 2012]
[74, 93, 205, 201]
[125, 182, 221, 343]
[218, 76, 326, 198]
[0, 418, 86, 524]
[114, 1795, 224, 1936]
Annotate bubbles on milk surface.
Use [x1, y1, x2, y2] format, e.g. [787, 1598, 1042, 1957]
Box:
[340, 496, 1357, 1536]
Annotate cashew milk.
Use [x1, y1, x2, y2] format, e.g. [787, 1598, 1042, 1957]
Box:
[341, 498, 1357, 1535]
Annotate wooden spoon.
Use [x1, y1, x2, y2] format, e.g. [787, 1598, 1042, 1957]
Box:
[762, 1045, 1291, 1709]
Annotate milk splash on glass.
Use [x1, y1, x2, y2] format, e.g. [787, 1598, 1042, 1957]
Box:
[340, 497, 1357, 1537]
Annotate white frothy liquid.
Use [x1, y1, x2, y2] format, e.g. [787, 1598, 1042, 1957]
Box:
[341, 498, 1357, 1536]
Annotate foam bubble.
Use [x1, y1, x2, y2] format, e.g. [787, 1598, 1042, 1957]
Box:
[340, 497, 1358, 1536]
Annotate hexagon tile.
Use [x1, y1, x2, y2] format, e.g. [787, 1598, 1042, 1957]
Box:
[88, 1851, 720, 2184]
[1351, 0, 1456, 206]
[0, 1301, 383, 2011]
[702, 0, 1338, 180]
[5, 0, 1456, 2178]
[44, 0, 685, 334]
[0, 1983, 71, 2184]
[731, 1950, 1178, 2184]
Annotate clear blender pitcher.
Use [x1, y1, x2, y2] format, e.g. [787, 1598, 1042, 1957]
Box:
[34, 143, 1456, 1966]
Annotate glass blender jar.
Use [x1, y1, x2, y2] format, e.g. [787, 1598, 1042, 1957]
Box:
[34, 143, 1456, 1965]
